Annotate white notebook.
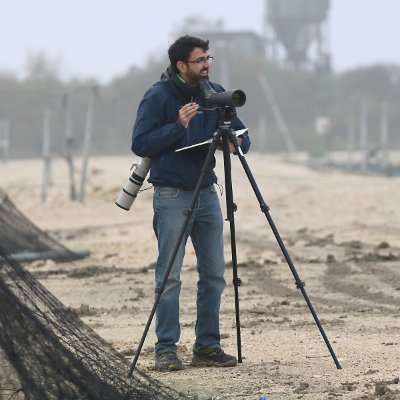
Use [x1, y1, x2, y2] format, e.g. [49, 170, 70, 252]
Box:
[175, 128, 248, 152]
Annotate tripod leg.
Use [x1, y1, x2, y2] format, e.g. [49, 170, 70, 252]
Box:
[222, 130, 243, 363]
[227, 131, 342, 370]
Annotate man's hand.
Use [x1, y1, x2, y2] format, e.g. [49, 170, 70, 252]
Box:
[179, 103, 199, 128]
[217, 137, 242, 153]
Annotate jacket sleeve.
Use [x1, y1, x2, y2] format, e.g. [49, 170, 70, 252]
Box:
[131, 87, 186, 157]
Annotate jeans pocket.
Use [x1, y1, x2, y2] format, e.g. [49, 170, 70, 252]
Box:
[156, 187, 180, 199]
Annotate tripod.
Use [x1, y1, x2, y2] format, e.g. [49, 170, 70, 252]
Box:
[128, 107, 341, 377]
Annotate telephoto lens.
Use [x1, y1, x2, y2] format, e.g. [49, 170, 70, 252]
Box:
[115, 157, 152, 211]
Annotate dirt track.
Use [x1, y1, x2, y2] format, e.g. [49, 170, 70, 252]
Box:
[2, 154, 400, 399]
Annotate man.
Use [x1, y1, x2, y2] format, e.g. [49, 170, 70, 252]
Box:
[131, 35, 250, 371]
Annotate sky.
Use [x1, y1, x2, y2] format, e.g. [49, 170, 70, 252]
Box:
[1, 0, 400, 83]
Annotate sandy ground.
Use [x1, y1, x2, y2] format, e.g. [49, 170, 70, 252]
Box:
[1, 153, 400, 399]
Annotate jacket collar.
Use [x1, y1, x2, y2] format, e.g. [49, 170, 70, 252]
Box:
[172, 72, 201, 103]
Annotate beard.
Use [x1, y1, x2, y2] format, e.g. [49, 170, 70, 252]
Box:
[186, 67, 209, 85]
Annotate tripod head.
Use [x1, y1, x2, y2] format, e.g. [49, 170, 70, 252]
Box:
[199, 105, 237, 124]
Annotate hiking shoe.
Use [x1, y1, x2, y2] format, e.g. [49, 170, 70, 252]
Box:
[191, 347, 237, 367]
[155, 351, 183, 371]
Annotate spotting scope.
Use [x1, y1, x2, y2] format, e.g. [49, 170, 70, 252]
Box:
[200, 78, 246, 108]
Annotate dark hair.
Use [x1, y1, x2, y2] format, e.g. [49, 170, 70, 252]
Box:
[168, 35, 209, 73]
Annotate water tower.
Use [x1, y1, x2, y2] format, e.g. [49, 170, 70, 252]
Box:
[264, 0, 331, 70]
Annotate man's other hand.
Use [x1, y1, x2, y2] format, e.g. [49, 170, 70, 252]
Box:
[179, 103, 199, 128]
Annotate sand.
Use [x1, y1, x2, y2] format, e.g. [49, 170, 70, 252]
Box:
[1, 153, 400, 399]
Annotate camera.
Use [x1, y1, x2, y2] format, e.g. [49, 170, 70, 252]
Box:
[115, 157, 152, 211]
[200, 78, 246, 108]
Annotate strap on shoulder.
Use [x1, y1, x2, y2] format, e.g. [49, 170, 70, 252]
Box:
[159, 65, 173, 82]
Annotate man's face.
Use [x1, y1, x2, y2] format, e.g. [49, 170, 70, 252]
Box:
[179, 47, 211, 85]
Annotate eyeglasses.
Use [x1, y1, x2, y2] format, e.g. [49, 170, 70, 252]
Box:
[186, 55, 214, 64]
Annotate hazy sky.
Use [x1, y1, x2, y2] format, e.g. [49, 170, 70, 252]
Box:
[1, 0, 400, 83]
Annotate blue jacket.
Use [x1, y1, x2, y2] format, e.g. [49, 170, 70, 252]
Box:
[131, 74, 250, 189]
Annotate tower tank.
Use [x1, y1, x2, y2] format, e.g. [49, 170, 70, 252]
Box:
[266, 0, 330, 68]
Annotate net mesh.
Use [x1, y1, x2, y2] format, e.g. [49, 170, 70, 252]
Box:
[0, 190, 185, 400]
[0, 189, 81, 261]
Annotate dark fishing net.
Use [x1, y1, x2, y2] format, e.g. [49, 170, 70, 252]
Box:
[0, 244, 186, 400]
[0, 189, 83, 261]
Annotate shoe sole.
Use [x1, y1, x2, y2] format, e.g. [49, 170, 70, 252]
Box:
[191, 356, 237, 368]
[155, 363, 183, 372]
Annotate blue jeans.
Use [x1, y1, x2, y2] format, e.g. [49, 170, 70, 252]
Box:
[153, 185, 226, 354]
